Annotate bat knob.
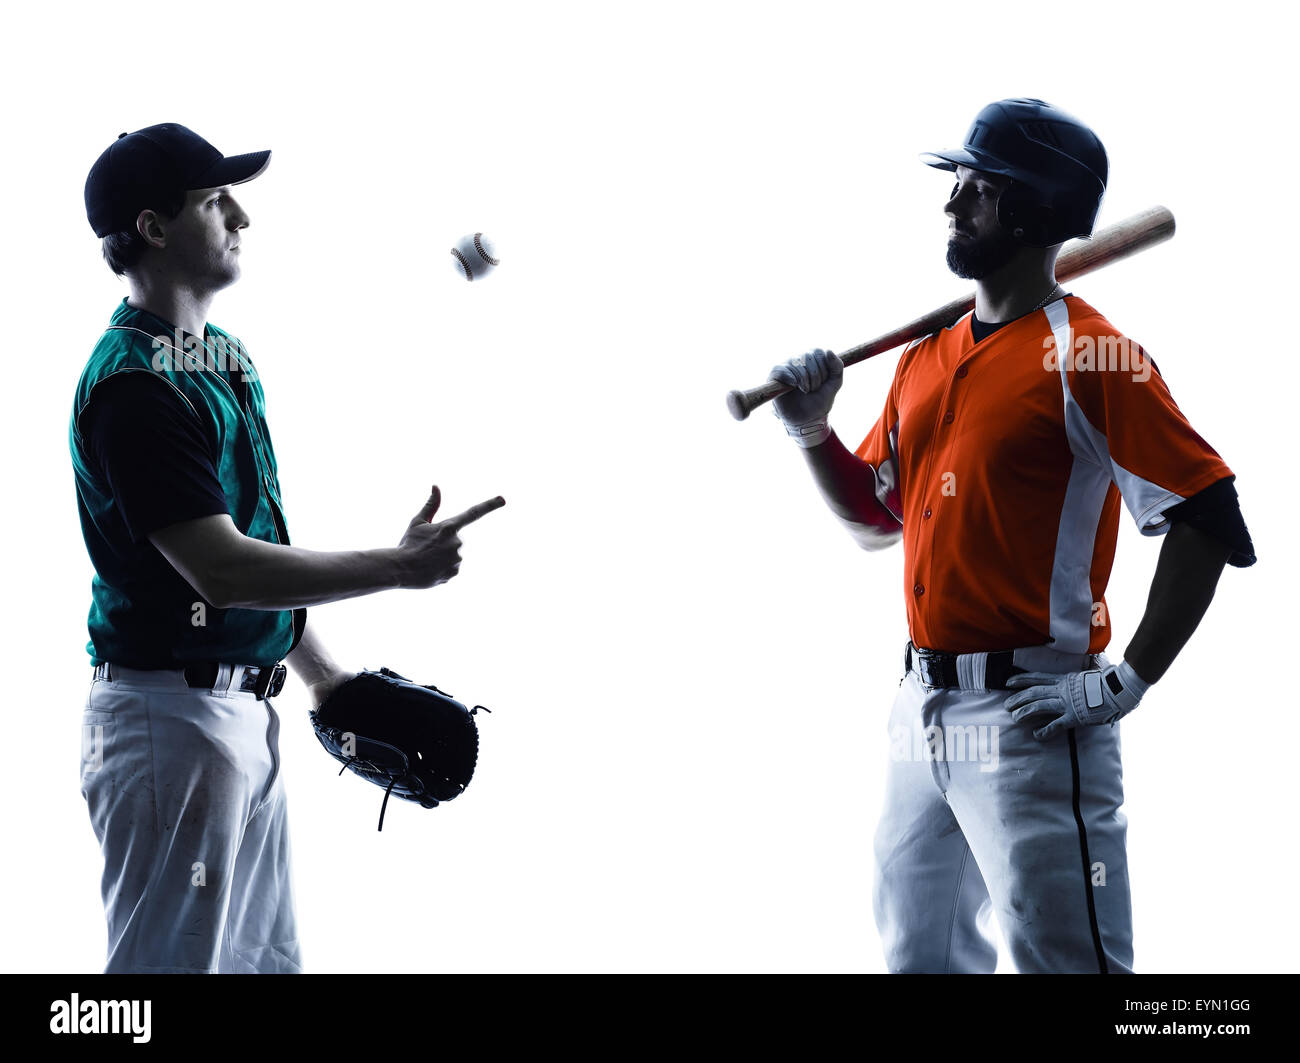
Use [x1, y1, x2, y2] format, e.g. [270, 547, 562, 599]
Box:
[726, 390, 751, 421]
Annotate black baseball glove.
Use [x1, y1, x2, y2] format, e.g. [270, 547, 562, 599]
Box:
[310, 667, 488, 830]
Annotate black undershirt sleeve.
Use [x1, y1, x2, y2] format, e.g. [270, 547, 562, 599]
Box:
[81, 373, 231, 543]
[1163, 476, 1256, 568]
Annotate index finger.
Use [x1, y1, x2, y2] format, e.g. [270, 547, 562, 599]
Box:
[441, 495, 506, 531]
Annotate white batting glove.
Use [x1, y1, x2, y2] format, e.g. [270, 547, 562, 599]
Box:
[769, 349, 843, 447]
[1003, 661, 1151, 742]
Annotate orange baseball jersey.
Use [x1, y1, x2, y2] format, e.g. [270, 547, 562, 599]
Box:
[855, 295, 1232, 655]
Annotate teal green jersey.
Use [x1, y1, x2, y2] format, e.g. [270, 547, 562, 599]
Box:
[70, 299, 304, 667]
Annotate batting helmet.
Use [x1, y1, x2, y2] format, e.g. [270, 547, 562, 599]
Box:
[921, 98, 1108, 247]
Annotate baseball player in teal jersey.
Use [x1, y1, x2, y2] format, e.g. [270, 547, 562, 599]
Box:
[72, 124, 504, 973]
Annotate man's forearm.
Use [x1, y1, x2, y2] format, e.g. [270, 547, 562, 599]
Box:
[213, 538, 405, 610]
[285, 616, 344, 688]
[800, 431, 902, 549]
[1123, 521, 1232, 683]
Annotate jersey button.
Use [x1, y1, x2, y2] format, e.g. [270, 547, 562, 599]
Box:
[913, 583, 925, 596]
[923, 507, 932, 519]
[942, 410, 955, 424]
[955, 365, 968, 379]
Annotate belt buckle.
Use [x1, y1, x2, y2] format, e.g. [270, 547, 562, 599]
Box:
[246, 663, 287, 700]
[267, 664, 287, 698]
[914, 650, 940, 688]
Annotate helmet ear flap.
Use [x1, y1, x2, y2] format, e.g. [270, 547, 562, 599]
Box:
[998, 182, 1058, 247]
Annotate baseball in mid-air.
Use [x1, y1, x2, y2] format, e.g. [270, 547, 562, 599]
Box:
[451, 232, 499, 281]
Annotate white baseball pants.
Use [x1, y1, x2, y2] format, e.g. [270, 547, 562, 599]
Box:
[873, 654, 1134, 974]
[80, 664, 302, 974]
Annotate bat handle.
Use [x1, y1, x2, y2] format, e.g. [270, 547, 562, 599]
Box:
[726, 379, 789, 421]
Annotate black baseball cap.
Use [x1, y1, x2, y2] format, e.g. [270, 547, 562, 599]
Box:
[85, 123, 270, 238]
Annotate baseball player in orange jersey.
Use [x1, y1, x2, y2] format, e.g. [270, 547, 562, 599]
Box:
[769, 99, 1255, 973]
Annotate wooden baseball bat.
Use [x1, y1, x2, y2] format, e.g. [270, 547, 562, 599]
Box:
[725, 205, 1176, 421]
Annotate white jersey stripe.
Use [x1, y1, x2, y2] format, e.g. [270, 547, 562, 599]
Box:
[1046, 301, 1191, 533]
[1043, 299, 1193, 651]
[1045, 301, 1097, 652]
[1045, 301, 1118, 652]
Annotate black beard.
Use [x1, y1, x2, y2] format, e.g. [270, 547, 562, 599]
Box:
[946, 228, 1021, 279]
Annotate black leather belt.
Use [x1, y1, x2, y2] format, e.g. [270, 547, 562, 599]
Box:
[183, 662, 287, 700]
[905, 642, 1026, 691]
[93, 661, 286, 699]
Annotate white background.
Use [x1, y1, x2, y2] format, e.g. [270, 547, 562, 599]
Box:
[1, 0, 1292, 973]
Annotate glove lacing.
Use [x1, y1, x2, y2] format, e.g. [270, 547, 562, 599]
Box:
[333, 755, 429, 831]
